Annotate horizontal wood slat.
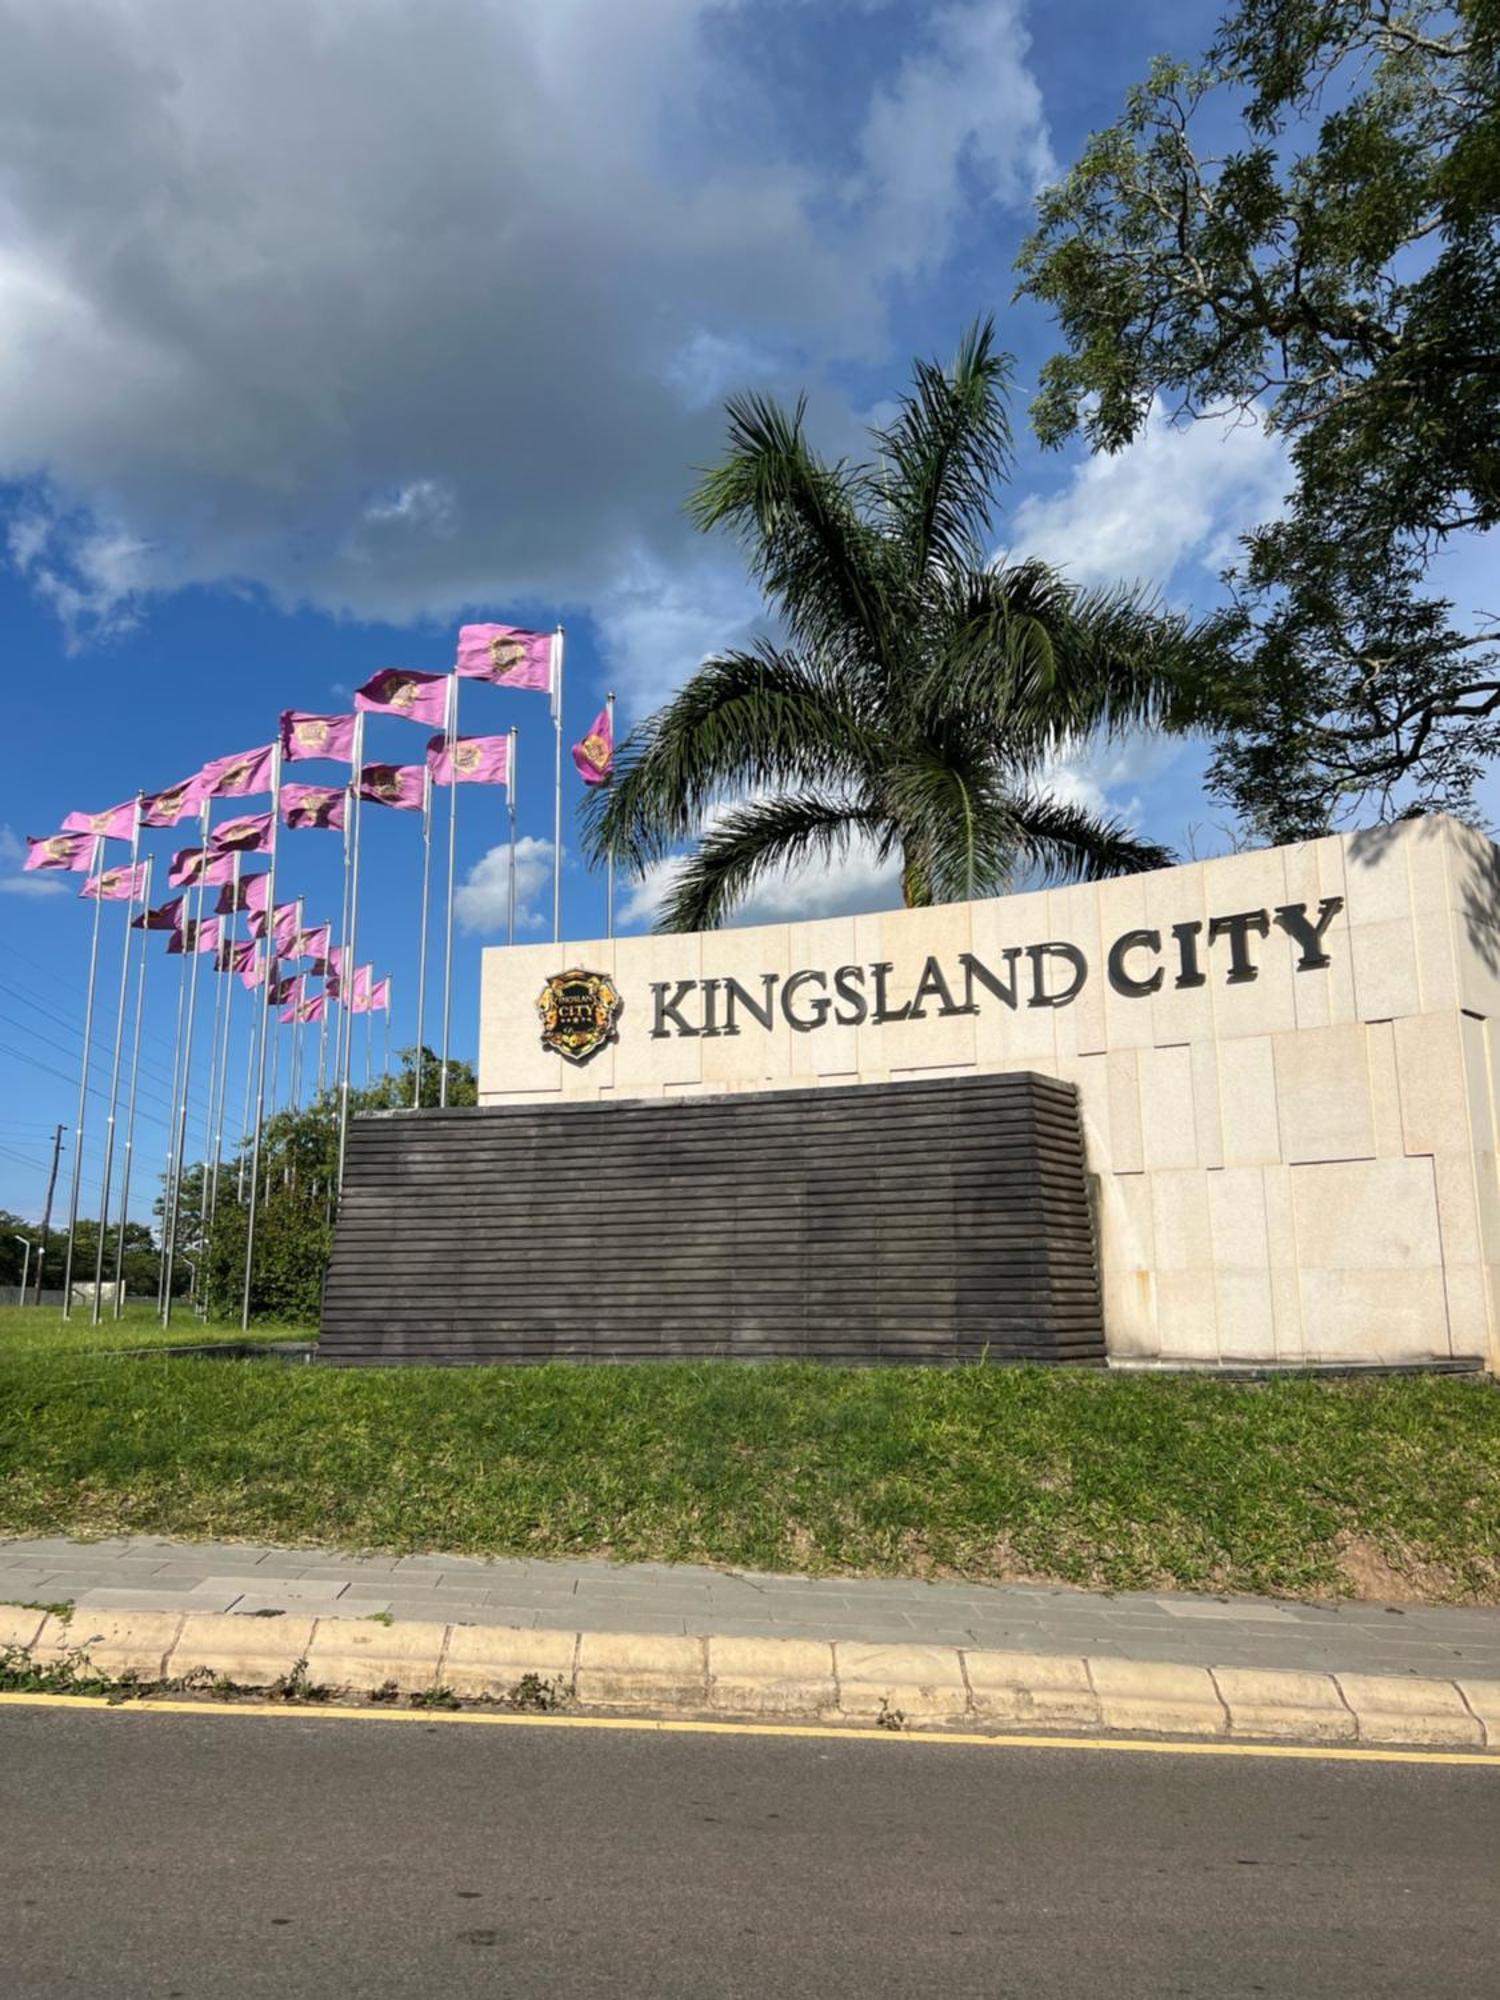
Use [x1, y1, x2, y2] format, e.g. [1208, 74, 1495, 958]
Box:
[319, 1071, 1104, 1367]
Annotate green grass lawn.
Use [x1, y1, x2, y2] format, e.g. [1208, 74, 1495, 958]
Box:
[1, 1306, 1497, 1603]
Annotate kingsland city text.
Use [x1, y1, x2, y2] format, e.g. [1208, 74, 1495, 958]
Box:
[648, 897, 1344, 1038]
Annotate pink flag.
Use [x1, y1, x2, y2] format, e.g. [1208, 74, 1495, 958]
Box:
[348, 965, 376, 1013]
[81, 863, 147, 902]
[215, 870, 270, 916]
[328, 944, 349, 976]
[425, 733, 510, 787]
[293, 921, 331, 959]
[456, 624, 552, 692]
[572, 707, 614, 786]
[280, 782, 346, 832]
[280, 711, 357, 764]
[268, 972, 302, 1007]
[202, 745, 275, 798]
[239, 951, 267, 990]
[358, 762, 426, 811]
[168, 848, 237, 890]
[62, 800, 138, 841]
[228, 937, 259, 973]
[287, 991, 327, 1026]
[368, 977, 391, 1014]
[209, 812, 273, 856]
[24, 831, 96, 873]
[355, 668, 449, 727]
[248, 899, 298, 944]
[141, 775, 210, 829]
[133, 897, 184, 931]
[168, 916, 224, 955]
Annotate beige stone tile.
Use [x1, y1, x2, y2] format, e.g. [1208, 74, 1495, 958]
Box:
[1139, 1044, 1196, 1171]
[964, 887, 1062, 1064]
[1098, 874, 1155, 1051]
[1105, 1049, 1142, 1173]
[169, 1613, 318, 1688]
[1046, 881, 1105, 1057]
[1297, 1268, 1450, 1360]
[1189, 1041, 1224, 1169]
[1365, 1020, 1404, 1158]
[1289, 1155, 1443, 1268]
[576, 1632, 707, 1707]
[1204, 845, 1297, 1042]
[1146, 860, 1214, 1049]
[1154, 1269, 1218, 1358]
[1212, 1667, 1355, 1743]
[1212, 1269, 1277, 1361]
[1392, 1013, 1469, 1156]
[1262, 1166, 1304, 1358]
[1058, 1051, 1110, 1163]
[700, 920, 793, 1087]
[618, 930, 706, 1093]
[1102, 1268, 1159, 1356]
[1150, 1169, 1213, 1271]
[1282, 839, 1355, 1030]
[304, 1617, 446, 1695]
[707, 1636, 836, 1716]
[785, 917, 866, 1079]
[1342, 824, 1415, 926]
[1430, 1149, 1483, 1269]
[1443, 817, 1500, 1019]
[834, 1640, 970, 1721]
[1273, 1022, 1375, 1164]
[1217, 1036, 1281, 1167]
[1335, 1671, 1481, 1747]
[1406, 824, 1460, 1011]
[442, 1625, 576, 1700]
[1206, 1167, 1270, 1268]
[1348, 918, 1422, 1023]
[1438, 1261, 1491, 1362]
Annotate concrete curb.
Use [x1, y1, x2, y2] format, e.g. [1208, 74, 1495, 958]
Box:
[2, 1604, 1495, 1749]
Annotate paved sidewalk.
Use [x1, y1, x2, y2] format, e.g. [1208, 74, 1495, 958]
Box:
[3, 1534, 1498, 1682]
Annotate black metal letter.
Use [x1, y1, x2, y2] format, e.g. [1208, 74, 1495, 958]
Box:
[1172, 920, 1206, 989]
[1026, 942, 1087, 1008]
[959, 950, 1020, 1012]
[909, 955, 963, 1018]
[722, 974, 777, 1035]
[870, 962, 912, 1024]
[1107, 928, 1164, 997]
[1274, 897, 1344, 971]
[1206, 909, 1271, 984]
[831, 964, 868, 1027]
[649, 980, 700, 1038]
[781, 969, 830, 1032]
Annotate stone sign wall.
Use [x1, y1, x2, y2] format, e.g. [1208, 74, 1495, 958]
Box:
[480, 816, 1500, 1371]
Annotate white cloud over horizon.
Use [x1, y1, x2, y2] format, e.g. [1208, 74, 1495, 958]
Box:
[455, 834, 554, 936]
[0, 0, 1053, 649]
[0, 825, 66, 897]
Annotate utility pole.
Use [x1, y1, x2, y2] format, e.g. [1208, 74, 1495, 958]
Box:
[33, 1124, 65, 1307]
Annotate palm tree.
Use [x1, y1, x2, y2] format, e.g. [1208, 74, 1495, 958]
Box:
[584, 319, 1207, 930]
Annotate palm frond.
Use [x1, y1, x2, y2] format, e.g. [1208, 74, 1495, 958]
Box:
[689, 394, 895, 670]
[581, 645, 880, 873]
[875, 317, 1015, 581]
[655, 792, 885, 933]
[879, 749, 1028, 905]
[1010, 790, 1175, 882]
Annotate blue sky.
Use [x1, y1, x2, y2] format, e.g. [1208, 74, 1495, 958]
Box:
[0, 0, 1429, 1222]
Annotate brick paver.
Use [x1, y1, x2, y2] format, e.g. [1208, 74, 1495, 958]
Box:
[2, 1534, 1498, 1681]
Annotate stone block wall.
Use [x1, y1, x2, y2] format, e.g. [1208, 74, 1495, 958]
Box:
[480, 817, 1500, 1370]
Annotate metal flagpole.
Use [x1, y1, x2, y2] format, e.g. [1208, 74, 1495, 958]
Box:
[364, 992, 373, 1084]
[241, 740, 284, 1329]
[383, 983, 391, 1080]
[61, 835, 107, 1321]
[605, 691, 616, 941]
[90, 806, 144, 1322]
[196, 864, 230, 1233]
[269, 982, 282, 1118]
[163, 802, 213, 1326]
[236, 964, 259, 1203]
[317, 975, 329, 1100]
[414, 765, 433, 1107]
[551, 626, 564, 943]
[158, 864, 194, 1313]
[336, 714, 366, 1190]
[206, 861, 241, 1231]
[112, 855, 153, 1319]
[439, 674, 459, 1108]
[508, 728, 520, 944]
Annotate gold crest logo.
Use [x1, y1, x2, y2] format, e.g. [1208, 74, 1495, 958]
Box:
[295, 719, 329, 750]
[454, 741, 482, 774]
[387, 677, 418, 711]
[488, 634, 526, 675]
[536, 967, 622, 1066]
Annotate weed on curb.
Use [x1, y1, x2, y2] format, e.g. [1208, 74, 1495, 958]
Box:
[3, 1598, 74, 1624]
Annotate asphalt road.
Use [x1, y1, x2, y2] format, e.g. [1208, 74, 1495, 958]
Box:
[0, 1706, 1495, 1998]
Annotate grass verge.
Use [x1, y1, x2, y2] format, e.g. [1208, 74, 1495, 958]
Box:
[1, 1308, 1497, 1602]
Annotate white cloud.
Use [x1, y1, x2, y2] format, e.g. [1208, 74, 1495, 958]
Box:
[1007, 401, 1290, 595]
[0, 0, 1051, 643]
[455, 834, 554, 936]
[0, 825, 65, 896]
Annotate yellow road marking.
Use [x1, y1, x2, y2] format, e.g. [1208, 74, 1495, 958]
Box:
[0, 1691, 1494, 1766]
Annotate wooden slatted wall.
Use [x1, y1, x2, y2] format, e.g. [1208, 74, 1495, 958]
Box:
[318, 1071, 1104, 1366]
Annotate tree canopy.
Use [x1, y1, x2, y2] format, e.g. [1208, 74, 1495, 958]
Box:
[586, 321, 1214, 928]
[1017, 0, 1500, 839]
